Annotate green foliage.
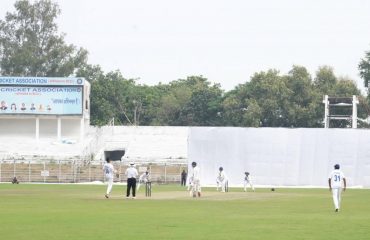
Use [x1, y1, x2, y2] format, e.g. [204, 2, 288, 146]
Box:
[359, 50, 370, 126]
[77, 64, 369, 128]
[314, 66, 337, 94]
[247, 70, 291, 127]
[220, 65, 367, 128]
[359, 50, 370, 87]
[0, 0, 87, 76]
[150, 76, 223, 126]
[77, 65, 137, 126]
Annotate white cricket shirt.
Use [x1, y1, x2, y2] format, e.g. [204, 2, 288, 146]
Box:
[139, 173, 150, 182]
[219, 171, 227, 181]
[192, 166, 201, 181]
[103, 163, 114, 178]
[125, 167, 138, 178]
[329, 169, 345, 188]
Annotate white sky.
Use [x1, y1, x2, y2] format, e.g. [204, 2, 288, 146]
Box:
[1, 0, 370, 91]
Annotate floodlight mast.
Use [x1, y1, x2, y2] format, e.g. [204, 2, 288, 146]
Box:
[323, 95, 329, 128]
[352, 95, 359, 128]
[322, 95, 359, 128]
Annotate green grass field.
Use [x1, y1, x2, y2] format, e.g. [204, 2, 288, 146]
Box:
[0, 184, 369, 240]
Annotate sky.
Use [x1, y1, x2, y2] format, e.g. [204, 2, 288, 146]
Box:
[1, 0, 370, 92]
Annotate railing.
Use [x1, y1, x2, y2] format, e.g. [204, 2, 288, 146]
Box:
[0, 160, 187, 184]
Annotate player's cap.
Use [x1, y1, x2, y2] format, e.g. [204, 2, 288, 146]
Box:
[191, 162, 197, 167]
[129, 162, 135, 166]
[219, 167, 223, 171]
[245, 172, 249, 175]
[334, 164, 340, 169]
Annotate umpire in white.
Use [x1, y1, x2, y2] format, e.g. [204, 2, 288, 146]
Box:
[125, 162, 139, 199]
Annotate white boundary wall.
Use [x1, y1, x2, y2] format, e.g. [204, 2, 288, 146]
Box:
[188, 127, 370, 188]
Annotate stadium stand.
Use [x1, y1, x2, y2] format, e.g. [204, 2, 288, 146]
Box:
[0, 125, 189, 183]
[0, 77, 189, 183]
[97, 126, 188, 163]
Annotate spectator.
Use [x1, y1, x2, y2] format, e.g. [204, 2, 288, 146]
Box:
[181, 170, 187, 186]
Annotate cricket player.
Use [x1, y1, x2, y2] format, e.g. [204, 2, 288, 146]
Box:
[102, 157, 117, 198]
[188, 162, 201, 197]
[216, 167, 228, 192]
[137, 171, 150, 191]
[328, 164, 346, 212]
[244, 172, 255, 192]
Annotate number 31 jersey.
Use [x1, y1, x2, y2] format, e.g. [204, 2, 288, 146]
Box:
[329, 170, 345, 188]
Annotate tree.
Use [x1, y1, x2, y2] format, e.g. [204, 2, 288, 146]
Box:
[154, 85, 192, 125]
[128, 84, 164, 126]
[168, 76, 223, 126]
[284, 65, 322, 127]
[0, 0, 87, 76]
[185, 86, 223, 126]
[221, 65, 367, 128]
[221, 84, 262, 127]
[359, 50, 370, 87]
[313, 66, 337, 95]
[246, 69, 291, 127]
[76, 64, 137, 126]
[150, 76, 223, 126]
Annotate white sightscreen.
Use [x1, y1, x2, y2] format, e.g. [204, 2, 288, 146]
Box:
[188, 127, 370, 188]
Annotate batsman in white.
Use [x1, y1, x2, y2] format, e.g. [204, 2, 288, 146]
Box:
[328, 164, 347, 212]
[244, 172, 255, 192]
[188, 161, 201, 197]
[137, 171, 150, 191]
[102, 157, 118, 198]
[216, 167, 228, 192]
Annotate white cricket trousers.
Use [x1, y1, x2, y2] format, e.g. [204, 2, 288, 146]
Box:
[221, 180, 227, 192]
[137, 180, 145, 191]
[106, 176, 113, 195]
[244, 180, 255, 191]
[191, 179, 201, 195]
[332, 188, 342, 210]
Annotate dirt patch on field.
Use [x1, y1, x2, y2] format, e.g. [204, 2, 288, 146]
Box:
[130, 190, 292, 201]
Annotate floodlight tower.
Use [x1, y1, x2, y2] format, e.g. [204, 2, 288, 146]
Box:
[322, 95, 359, 128]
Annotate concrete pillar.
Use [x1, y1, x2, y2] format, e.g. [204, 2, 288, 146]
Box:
[80, 118, 85, 142]
[352, 95, 359, 129]
[323, 95, 329, 128]
[28, 161, 31, 182]
[57, 117, 62, 141]
[35, 117, 40, 141]
[43, 161, 46, 183]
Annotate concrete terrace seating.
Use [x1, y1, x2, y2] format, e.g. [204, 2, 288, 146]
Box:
[0, 126, 189, 165]
[0, 135, 84, 161]
[100, 126, 188, 163]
